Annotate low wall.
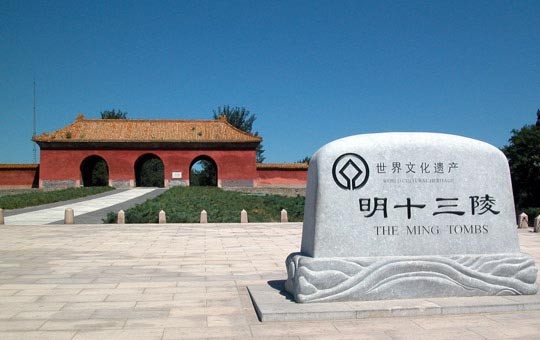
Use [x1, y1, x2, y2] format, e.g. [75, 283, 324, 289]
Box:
[0, 164, 39, 188]
[255, 163, 308, 188]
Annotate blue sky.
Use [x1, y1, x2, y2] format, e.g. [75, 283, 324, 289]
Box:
[1, 0, 539, 164]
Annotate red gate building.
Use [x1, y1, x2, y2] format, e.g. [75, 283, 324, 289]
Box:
[28, 115, 307, 189]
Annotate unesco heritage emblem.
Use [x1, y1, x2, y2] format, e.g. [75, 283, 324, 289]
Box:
[332, 153, 369, 190]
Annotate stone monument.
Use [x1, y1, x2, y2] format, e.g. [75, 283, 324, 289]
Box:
[285, 133, 538, 303]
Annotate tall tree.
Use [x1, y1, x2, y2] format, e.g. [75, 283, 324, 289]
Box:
[90, 160, 109, 186]
[296, 156, 311, 164]
[501, 109, 540, 211]
[213, 106, 265, 162]
[101, 109, 128, 119]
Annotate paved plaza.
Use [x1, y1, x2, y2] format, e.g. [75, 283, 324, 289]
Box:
[0, 222, 539, 339]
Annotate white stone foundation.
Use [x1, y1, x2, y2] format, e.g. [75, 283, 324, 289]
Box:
[285, 252, 537, 303]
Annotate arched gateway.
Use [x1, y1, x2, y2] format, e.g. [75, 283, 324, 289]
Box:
[135, 154, 165, 187]
[80, 155, 109, 187]
[190, 156, 218, 187]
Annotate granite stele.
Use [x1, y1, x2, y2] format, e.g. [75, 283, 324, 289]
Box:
[285, 133, 538, 303]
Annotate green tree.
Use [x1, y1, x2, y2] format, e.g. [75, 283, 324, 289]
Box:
[501, 109, 540, 211]
[137, 157, 164, 187]
[296, 156, 311, 164]
[90, 160, 109, 186]
[101, 109, 128, 119]
[213, 106, 265, 163]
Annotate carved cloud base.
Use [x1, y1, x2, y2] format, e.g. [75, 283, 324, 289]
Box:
[284, 253, 538, 303]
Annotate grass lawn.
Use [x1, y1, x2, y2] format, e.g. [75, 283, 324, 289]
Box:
[0, 186, 115, 210]
[104, 186, 305, 223]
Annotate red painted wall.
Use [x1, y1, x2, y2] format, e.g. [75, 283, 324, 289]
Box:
[39, 148, 258, 188]
[1, 153, 308, 189]
[255, 168, 308, 187]
[0, 167, 39, 188]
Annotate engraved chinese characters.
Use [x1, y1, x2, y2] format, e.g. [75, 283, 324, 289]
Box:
[285, 133, 537, 303]
[360, 195, 499, 219]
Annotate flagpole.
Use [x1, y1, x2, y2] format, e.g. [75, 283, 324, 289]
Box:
[33, 79, 37, 164]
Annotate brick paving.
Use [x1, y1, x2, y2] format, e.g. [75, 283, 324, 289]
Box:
[0, 223, 539, 339]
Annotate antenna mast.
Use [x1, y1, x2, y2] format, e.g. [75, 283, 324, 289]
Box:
[33, 80, 37, 164]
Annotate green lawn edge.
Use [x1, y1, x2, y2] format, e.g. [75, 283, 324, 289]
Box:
[0, 187, 115, 210]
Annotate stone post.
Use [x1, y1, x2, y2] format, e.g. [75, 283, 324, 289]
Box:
[200, 210, 208, 223]
[0, 208, 4, 225]
[117, 210, 125, 224]
[534, 215, 540, 233]
[281, 209, 288, 223]
[159, 210, 166, 224]
[241, 209, 248, 224]
[64, 208, 74, 224]
[519, 212, 529, 229]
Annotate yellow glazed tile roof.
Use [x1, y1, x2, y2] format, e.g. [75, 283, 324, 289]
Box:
[33, 115, 262, 144]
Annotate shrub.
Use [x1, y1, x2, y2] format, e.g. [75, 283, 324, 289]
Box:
[103, 187, 305, 223]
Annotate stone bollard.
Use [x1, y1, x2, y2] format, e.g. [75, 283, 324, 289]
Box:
[241, 209, 248, 224]
[281, 209, 288, 223]
[0, 208, 4, 225]
[534, 215, 540, 233]
[117, 210, 125, 224]
[159, 210, 166, 224]
[519, 212, 529, 229]
[64, 208, 74, 224]
[200, 210, 208, 223]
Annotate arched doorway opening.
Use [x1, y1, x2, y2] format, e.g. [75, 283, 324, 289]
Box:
[80, 155, 109, 187]
[135, 154, 164, 187]
[190, 156, 218, 186]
